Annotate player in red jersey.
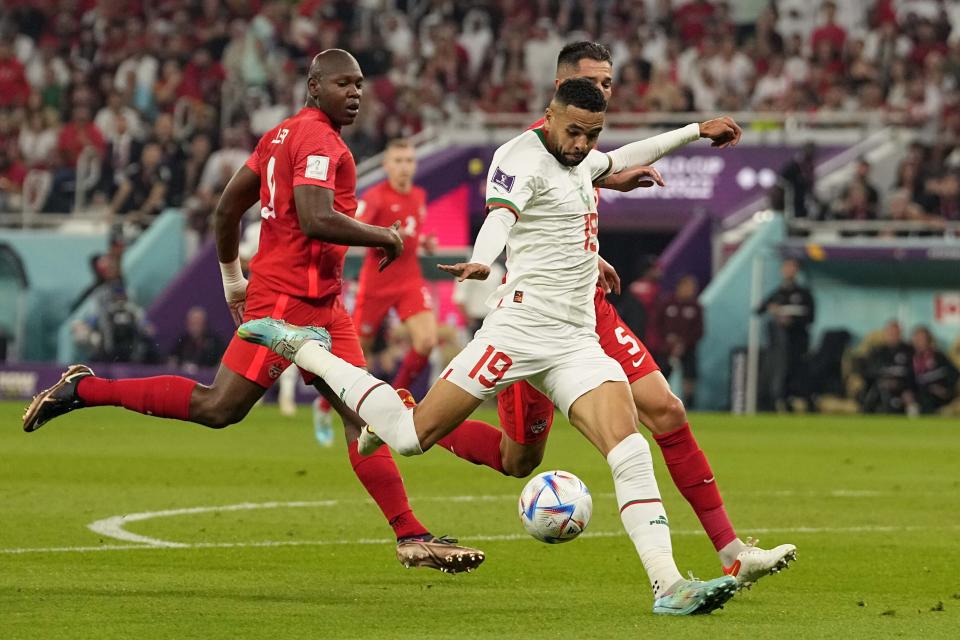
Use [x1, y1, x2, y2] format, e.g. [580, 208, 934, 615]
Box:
[434, 42, 795, 587]
[22, 49, 484, 574]
[353, 138, 437, 392]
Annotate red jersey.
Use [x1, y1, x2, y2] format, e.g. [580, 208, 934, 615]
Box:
[357, 181, 428, 284]
[245, 107, 358, 300]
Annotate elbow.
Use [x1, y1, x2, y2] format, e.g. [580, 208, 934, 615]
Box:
[212, 204, 230, 230]
[298, 217, 330, 241]
[298, 218, 323, 240]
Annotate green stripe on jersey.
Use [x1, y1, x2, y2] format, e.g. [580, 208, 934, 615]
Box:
[486, 197, 520, 217]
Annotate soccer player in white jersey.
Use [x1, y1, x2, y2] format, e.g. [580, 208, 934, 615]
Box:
[238, 78, 747, 615]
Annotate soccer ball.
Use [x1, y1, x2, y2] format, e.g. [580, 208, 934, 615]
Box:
[518, 470, 592, 544]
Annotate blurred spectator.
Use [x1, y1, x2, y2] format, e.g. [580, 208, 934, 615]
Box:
[780, 143, 819, 219]
[99, 114, 143, 199]
[0, 142, 27, 212]
[18, 109, 59, 168]
[109, 142, 171, 227]
[618, 256, 662, 349]
[57, 105, 105, 168]
[810, 1, 846, 57]
[910, 326, 959, 414]
[0, 41, 30, 108]
[759, 258, 815, 412]
[915, 171, 960, 221]
[169, 306, 224, 370]
[833, 159, 880, 221]
[860, 320, 915, 414]
[656, 275, 704, 408]
[1, 0, 958, 221]
[187, 126, 248, 234]
[95, 90, 144, 143]
[177, 48, 225, 107]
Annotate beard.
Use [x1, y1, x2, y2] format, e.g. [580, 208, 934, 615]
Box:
[552, 147, 586, 167]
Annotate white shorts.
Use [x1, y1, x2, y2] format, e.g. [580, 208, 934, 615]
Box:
[441, 307, 628, 416]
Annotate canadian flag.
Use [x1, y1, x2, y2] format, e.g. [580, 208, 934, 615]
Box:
[934, 293, 960, 325]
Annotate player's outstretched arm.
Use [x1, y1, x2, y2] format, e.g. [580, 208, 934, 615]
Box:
[603, 116, 743, 178]
[213, 164, 261, 324]
[294, 184, 404, 270]
[438, 207, 513, 282]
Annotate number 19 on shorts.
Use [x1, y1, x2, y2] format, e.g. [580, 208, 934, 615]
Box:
[468, 345, 513, 388]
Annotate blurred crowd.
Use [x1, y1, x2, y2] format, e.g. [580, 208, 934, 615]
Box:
[3, 0, 960, 224]
[785, 141, 960, 225]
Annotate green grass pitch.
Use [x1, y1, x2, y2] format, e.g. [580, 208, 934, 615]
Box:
[2, 401, 958, 639]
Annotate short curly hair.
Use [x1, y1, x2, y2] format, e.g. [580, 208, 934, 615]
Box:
[553, 77, 607, 113]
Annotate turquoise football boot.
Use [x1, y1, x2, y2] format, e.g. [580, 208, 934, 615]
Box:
[237, 318, 331, 361]
[652, 575, 738, 615]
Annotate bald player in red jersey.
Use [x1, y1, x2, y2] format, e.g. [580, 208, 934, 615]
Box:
[435, 42, 795, 587]
[353, 138, 438, 392]
[23, 49, 484, 574]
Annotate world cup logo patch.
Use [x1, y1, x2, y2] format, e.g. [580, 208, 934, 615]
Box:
[492, 167, 515, 192]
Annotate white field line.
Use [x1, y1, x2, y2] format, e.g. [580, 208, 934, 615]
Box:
[1, 491, 953, 555]
[4, 524, 958, 556]
[84, 490, 896, 548]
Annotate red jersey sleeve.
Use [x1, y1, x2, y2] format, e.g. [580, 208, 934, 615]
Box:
[290, 127, 343, 191]
[244, 146, 260, 174]
[356, 188, 379, 225]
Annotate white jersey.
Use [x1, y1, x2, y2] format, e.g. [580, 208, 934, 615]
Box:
[485, 128, 611, 328]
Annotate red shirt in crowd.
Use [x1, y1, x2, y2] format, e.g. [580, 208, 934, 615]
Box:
[246, 106, 358, 300]
[356, 181, 428, 287]
[57, 122, 106, 166]
[178, 60, 226, 103]
[0, 55, 30, 108]
[811, 23, 847, 54]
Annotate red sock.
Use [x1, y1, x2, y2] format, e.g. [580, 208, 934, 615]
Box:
[654, 423, 737, 551]
[317, 396, 331, 411]
[347, 440, 429, 540]
[76, 376, 195, 420]
[392, 349, 430, 391]
[437, 419, 506, 475]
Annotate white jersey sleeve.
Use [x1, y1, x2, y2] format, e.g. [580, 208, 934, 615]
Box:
[585, 149, 614, 182]
[485, 138, 542, 219]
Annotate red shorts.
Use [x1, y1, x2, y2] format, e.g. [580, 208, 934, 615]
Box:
[594, 288, 660, 383]
[223, 285, 365, 388]
[494, 289, 658, 443]
[497, 380, 555, 445]
[353, 279, 433, 339]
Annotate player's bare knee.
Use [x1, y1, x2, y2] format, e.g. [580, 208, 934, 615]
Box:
[194, 393, 251, 429]
[411, 406, 443, 449]
[657, 393, 687, 431]
[649, 392, 687, 434]
[502, 456, 539, 478]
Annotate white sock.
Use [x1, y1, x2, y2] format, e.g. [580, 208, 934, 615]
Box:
[294, 342, 422, 455]
[607, 433, 684, 598]
[719, 538, 747, 567]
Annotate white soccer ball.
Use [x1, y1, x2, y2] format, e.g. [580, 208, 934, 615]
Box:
[518, 470, 592, 544]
